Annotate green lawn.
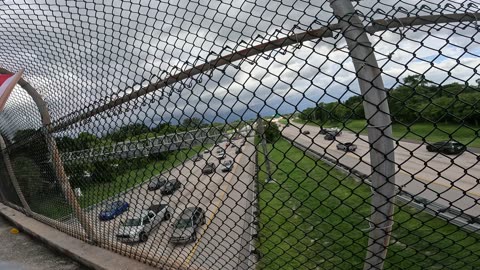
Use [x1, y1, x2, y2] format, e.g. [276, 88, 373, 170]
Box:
[293, 119, 480, 148]
[257, 139, 480, 270]
[78, 144, 206, 208]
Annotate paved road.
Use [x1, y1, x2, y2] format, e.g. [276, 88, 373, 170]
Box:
[0, 215, 85, 270]
[77, 137, 256, 269]
[279, 121, 480, 216]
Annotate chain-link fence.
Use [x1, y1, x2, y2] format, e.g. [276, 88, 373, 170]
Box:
[1, 0, 480, 269]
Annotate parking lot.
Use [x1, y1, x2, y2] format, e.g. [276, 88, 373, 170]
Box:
[77, 137, 256, 269]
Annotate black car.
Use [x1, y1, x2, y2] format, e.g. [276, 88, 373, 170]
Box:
[148, 176, 167, 191]
[426, 141, 466, 155]
[324, 133, 336, 140]
[221, 160, 234, 172]
[302, 130, 310, 135]
[170, 207, 206, 244]
[193, 153, 203, 162]
[160, 179, 182, 195]
[203, 162, 215, 174]
[336, 142, 357, 152]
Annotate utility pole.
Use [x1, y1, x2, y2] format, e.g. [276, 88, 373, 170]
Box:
[328, 1, 396, 269]
[256, 116, 274, 183]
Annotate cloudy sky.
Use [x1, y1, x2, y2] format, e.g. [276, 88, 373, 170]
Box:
[0, 0, 479, 138]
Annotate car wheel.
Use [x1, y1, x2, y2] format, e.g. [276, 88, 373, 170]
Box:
[139, 232, 148, 243]
[164, 212, 171, 221]
[191, 233, 197, 243]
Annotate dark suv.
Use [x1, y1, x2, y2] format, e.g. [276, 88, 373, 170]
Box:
[147, 176, 167, 191]
[170, 207, 206, 244]
[426, 141, 466, 155]
[160, 179, 182, 195]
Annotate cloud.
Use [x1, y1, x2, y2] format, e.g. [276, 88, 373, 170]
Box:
[0, 0, 479, 138]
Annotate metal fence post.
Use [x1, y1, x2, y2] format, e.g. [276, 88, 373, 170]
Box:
[0, 134, 33, 215]
[0, 68, 97, 242]
[328, 1, 396, 269]
[256, 117, 274, 183]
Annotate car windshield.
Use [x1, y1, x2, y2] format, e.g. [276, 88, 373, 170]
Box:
[175, 218, 192, 229]
[105, 202, 120, 212]
[123, 218, 141, 226]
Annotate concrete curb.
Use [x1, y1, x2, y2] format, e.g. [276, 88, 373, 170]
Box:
[0, 203, 156, 270]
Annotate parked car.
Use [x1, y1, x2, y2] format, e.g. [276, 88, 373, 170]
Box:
[235, 147, 242, 154]
[204, 149, 210, 154]
[426, 141, 466, 155]
[216, 150, 226, 160]
[221, 160, 234, 172]
[319, 128, 328, 135]
[203, 162, 215, 174]
[148, 176, 167, 191]
[99, 201, 129, 221]
[170, 207, 206, 244]
[336, 142, 357, 152]
[193, 153, 203, 162]
[216, 148, 224, 154]
[160, 179, 182, 195]
[302, 130, 310, 135]
[116, 204, 171, 243]
[324, 133, 336, 140]
[327, 128, 342, 136]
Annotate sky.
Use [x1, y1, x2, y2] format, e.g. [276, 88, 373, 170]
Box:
[0, 0, 479, 139]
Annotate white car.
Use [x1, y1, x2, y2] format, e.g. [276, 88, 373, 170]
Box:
[116, 204, 171, 243]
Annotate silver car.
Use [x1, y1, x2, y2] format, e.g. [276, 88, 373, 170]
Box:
[116, 204, 171, 243]
[170, 207, 205, 244]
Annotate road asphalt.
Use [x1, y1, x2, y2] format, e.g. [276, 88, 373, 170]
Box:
[280, 121, 480, 216]
[66, 137, 257, 269]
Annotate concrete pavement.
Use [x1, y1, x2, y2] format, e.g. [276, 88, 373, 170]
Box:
[0, 215, 84, 270]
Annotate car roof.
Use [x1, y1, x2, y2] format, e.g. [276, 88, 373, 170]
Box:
[128, 209, 149, 219]
[180, 207, 200, 218]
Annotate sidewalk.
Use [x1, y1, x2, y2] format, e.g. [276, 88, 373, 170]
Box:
[0, 204, 156, 270]
[0, 214, 84, 270]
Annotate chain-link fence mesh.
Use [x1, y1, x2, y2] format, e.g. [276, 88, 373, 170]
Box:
[1, 0, 480, 269]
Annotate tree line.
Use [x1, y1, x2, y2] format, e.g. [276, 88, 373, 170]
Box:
[299, 75, 480, 126]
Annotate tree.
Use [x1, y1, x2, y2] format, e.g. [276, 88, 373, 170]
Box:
[263, 120, 281, 143]
[108, 123, 150, 142]
[75, 132, 99, 149]
[56, 136, 76, 152]
[182, 117, 204, 130]
[13, 129, 37, 143]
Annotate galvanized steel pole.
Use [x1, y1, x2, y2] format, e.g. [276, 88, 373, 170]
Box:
[328, 1, 396, 269]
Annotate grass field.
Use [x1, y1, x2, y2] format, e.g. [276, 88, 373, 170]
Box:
[79, 144, 206, 208]
[257, 139, 480, 269]
[30, 145, 206, 220]
[293, 119, 480, 148]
